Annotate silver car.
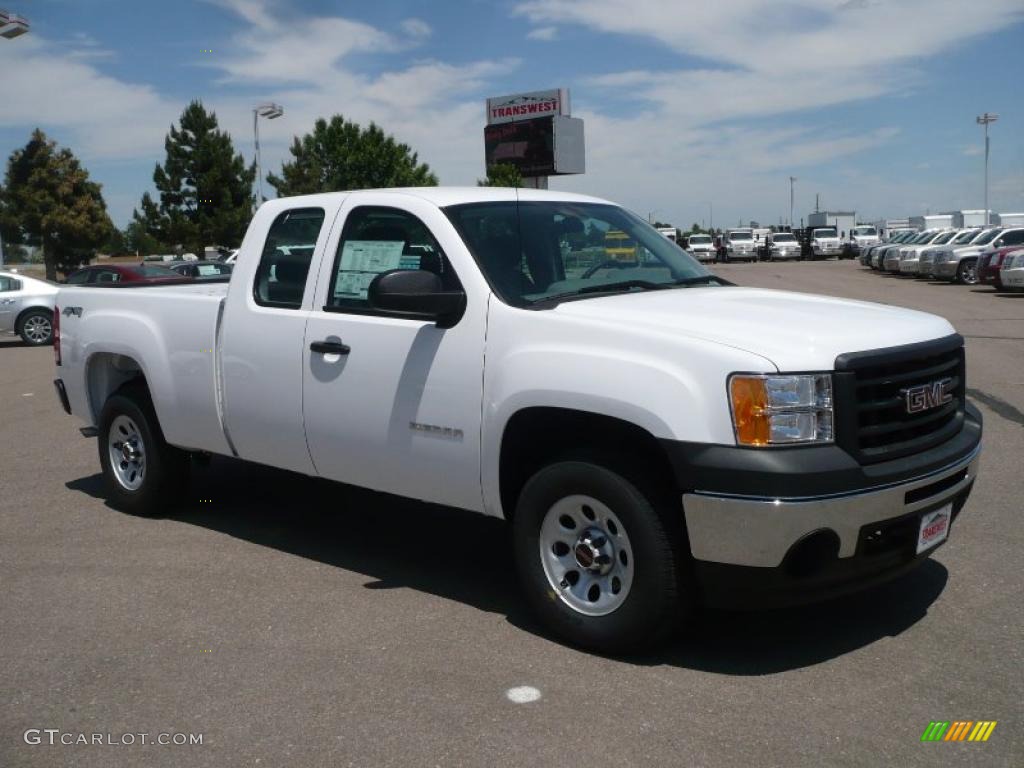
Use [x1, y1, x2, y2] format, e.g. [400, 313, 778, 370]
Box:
[933, 227, 1023, 285]
[898, 230, 960, 275]
[0, 269, 59, 345]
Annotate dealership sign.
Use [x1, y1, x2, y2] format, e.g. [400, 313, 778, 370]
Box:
[486, 88, 569, 125]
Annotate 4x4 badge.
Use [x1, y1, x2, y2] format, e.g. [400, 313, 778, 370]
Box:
[902, 378, 953, 414]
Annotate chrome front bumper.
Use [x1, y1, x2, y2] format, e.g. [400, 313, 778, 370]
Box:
[682, 445, 980, 567]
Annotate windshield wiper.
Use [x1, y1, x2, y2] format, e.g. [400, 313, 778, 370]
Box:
[576, 279, 672, 295]
[672, 274, 733, 287]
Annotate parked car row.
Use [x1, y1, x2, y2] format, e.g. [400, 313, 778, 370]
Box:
[860, 226, 1024, 288]
[684, 225, 881, 263]
[0, 260, 233, 347]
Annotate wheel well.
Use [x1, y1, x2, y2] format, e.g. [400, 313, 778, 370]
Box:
[86, 353, 148, 424]
[498, 407, 677, 521]
[15, 305, 52, 329]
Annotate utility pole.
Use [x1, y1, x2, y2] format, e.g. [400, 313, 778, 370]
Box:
[976, 113, 998, 226]
[789, 176, 797, 228]
[0, 8, 30, 266]
[252, 103, 284, 209]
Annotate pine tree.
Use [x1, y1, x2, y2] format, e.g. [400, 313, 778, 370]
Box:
[1, 129, 112, 279]
[268, 115, 437, 196]
[134, 101, 255, 255]
[477, 163, 523, 187]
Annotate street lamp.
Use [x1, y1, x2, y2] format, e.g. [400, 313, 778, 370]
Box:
[789, 176, 797, 229]
[0, 8, 29, 266]
[976, 113, 998, 226]
[253, 102, 284, 206]
[0, 8, 29, 39]
[699, 201, 713, 232]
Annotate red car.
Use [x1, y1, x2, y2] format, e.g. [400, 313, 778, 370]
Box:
[978, 246, 1024, 290]
[64, 263, 189, 285]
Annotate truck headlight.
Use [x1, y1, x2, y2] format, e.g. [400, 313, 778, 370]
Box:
[729, 374, 833, 446]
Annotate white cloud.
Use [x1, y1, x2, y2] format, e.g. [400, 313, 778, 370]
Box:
[401, 18, 433, 40]
[526, 26, 559, 41]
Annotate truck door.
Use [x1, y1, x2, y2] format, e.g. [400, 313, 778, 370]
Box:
[301, 194, 487, 513]
[220, 204, 336, 475]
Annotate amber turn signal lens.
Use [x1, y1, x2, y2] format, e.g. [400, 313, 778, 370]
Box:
[730, 376, 770, 445]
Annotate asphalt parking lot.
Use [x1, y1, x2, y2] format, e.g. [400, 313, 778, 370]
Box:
[1, 260, 1021, 768]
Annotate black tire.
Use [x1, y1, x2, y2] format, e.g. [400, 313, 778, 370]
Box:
[956, 259, 978, 285]
[17, 308, 53, 346]
[98, 384, 189, 516]
[512, 460, 688, 653]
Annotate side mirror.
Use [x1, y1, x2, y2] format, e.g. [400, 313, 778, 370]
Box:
[368, 269, 466, 328]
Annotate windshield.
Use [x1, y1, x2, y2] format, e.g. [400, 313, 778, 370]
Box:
[952, 229, 980, 244]
[688, 235, 712, 244]
[974, 229, 1000, 245]
[729, 232, 752, 241]
[772, 234, 796, 242]
[853, 227, 876, 236]
[813, 228, 837, 239]
[445, 201, 716, 307]
[931, 232, 957, 245]
[909, 232, 932, 243]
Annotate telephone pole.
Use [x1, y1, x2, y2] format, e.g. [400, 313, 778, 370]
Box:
[789, 176, 796, 229]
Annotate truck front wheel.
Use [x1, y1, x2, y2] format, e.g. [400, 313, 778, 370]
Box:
[513, 460, 687, 653]
[98, 385, 189, 516]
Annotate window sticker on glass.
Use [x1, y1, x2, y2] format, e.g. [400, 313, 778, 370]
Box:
[335, 240, 405, 299]
[197, 264, 218, 276]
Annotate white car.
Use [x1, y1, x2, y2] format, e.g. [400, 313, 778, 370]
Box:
[898, 230, 960, 275]
[52, 187, 982, 653]
[998, 250, 1024, 291]
[685, 233, 716, 262]
[765, 232, 801, 260]
[809, 227, 842, 259]
[0, 269, 59, 345]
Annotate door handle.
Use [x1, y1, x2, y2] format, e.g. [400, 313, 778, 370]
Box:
[310, 340, 351, 355]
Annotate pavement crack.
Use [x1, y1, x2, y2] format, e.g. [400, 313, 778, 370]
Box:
[966, 388, 1024, 427]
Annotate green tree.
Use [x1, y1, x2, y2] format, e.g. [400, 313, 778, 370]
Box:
[134, 101, 254, 255]
[124, 219, 162, 257]
[1, 129, 112, 280]
[689, 223, 703, 234]
[268, 115, 438, 196]
[477, 163, 523, 188]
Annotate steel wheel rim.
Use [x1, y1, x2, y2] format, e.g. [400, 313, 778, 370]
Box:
[108, 415, 146, 491]
[24, 316, 51, 342]
[538, 494, 634, 617]
[962, 263, 978, 284]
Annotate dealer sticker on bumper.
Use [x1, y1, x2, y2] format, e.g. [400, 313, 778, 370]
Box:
[917, 503, 952, 554]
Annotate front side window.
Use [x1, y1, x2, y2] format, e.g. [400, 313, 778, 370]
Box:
[0, 276, 21, 291]
[1000, 229, 1024, 246]
[445, 201, 715, 307]
[65, 270, 90, 284]
[94, 270, 121, 284]
[327, 206, 459, 312]
[254, 208, 325, 309]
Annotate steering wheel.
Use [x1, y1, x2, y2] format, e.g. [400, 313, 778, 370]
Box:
[582, 260, 633, 279]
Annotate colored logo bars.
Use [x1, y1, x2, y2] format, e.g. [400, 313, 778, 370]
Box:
[921, 721, 997, 742]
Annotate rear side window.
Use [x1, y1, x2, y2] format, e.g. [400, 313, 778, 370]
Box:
[326, 206, 458, 312]
[65, 270, 90, 284]
[254, 208, 326, 309]
[0, 276, 21, 291]
[94, 270, 121, 283]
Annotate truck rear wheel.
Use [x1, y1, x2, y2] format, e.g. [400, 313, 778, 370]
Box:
[512, 460, 687, 653]
[98, 385, 189, 516]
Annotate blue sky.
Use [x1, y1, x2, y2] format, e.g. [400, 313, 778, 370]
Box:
[1, 0, 1022, 230]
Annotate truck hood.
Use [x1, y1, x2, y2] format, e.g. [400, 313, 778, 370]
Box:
[553, 286, 954, 371]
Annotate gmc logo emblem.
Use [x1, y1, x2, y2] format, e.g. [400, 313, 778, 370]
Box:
[902, 378, 954, 414]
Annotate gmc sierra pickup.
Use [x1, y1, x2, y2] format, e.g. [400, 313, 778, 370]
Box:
[53, 188, 982, 653]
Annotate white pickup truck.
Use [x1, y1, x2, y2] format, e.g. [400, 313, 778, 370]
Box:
[52, 188, 982, 652]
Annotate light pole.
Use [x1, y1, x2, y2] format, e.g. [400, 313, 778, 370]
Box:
[976, 113, 998, 226]
[699, 201, 713, 232]
[253, 103, 283, 207]
[789, 176, 797, 229]
[0, 8, 29, 266]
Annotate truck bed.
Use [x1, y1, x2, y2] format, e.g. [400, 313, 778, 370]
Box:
[58, 281, 232, 455]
